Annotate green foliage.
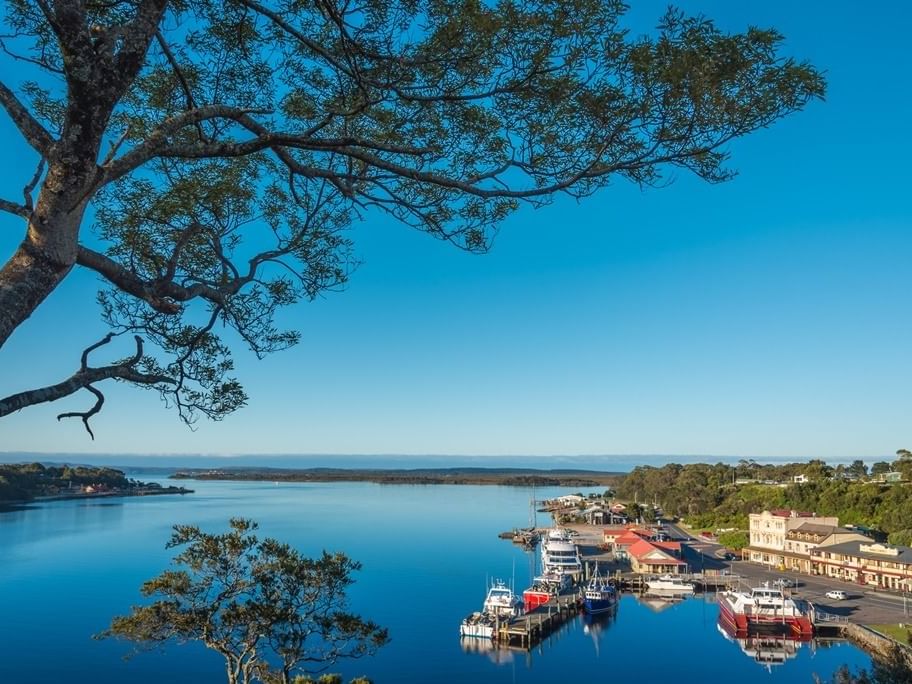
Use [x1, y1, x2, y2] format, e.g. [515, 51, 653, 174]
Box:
[718, 530, 749, 550]
[100, 519, 387, 684]
[826, 644, 912, 684]
[0, 0, 825, 426]
[615, 460, 912, 537]
[0, 463, 134, 502]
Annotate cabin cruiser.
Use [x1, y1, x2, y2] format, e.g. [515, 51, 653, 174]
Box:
[482, 579, 522, 618]
[645, 574, 694, 594]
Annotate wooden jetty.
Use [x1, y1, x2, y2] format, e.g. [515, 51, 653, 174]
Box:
[494, 594, 582, 649]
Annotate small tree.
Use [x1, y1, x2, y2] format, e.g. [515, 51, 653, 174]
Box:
[100, 519, 388, 684]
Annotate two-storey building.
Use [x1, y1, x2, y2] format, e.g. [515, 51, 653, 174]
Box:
[746, 510, 838, 568]
[810, 541, 912, 590]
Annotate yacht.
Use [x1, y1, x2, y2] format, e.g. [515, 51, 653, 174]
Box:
[540, 528, 582, 577]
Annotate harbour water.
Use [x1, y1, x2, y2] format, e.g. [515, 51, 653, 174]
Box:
[0, 478, 871, 682]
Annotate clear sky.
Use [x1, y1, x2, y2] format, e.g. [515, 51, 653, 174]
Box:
[1, 1, 910, 461]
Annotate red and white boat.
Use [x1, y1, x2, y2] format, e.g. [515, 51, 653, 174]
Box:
[718, 583, 813, 637]
[522, 572, 571, 611]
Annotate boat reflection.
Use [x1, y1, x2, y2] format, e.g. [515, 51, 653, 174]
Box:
[459, 636, 515, 665]
[716, 617, 808, 672]
[581, 607, 618, 657]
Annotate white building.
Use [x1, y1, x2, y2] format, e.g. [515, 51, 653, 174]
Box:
[746, 509, 839, 568]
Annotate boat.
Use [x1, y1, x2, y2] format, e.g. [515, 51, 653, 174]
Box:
[482, 579, 522, 618]
[540, 528, 582, 578]
[645, 574, 694, 594]
[581, 568, 617, 615]
[522, 572, 571, 611]
[718, 583, 813, 636]
[459, 611, 496, 639]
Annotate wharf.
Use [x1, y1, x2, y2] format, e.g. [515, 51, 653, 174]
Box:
[617, 572, 740, 592]
[494, 594, 582, 649]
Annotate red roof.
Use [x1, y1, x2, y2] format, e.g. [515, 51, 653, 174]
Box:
[613, 529, 652, 546]
[653, 541, 682, 553]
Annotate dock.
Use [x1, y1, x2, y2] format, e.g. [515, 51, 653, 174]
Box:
[493, 593, 582, 649]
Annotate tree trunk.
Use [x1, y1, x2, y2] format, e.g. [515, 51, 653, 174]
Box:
[0, 161, 89, 349]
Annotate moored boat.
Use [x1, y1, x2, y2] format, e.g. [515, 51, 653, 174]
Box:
[540, 528, 582, 578]
[482, 579, 522, 618]
[581, 568, 617, 615]
[718, 583, 813, 636]
[645, 574, 694, 594]
[522, 572, 571, 611]
[459, 611, 496, 639]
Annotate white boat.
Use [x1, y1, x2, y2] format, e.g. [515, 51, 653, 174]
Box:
[482, 580, 522, 618]
[718, 583, 812, 635]
[541, 528, 582, 577]
[459, 611, 496, 639]
[645, 574, 694, 594]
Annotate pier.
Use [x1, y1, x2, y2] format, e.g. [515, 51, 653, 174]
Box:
[493, 594, 582, 649]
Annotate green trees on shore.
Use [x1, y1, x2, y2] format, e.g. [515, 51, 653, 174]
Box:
[100, 519, 387, 684]
[615, 455, 912, 539]
[0, 462, 136, 502]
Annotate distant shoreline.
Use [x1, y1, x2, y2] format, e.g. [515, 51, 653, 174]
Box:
[0, 486, 194, 508]
[170, 467, 623, 487]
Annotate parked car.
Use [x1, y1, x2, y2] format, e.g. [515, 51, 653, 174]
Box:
[773, 578, 794, 588]
[722, 552, 737, 561]
[825, 590, 847, 600]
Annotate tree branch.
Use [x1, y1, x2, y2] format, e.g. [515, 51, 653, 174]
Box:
[0, 198, 29, 218]
[0, 333, 175, 422]
[0, 80, 55, 155]
[56, 384, 104, 439]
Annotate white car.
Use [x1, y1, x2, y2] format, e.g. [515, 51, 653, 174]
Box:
[826, 590, 847, 600]
[773, 578, 794, 588]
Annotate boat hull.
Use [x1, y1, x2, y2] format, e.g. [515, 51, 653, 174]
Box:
[718, 597, 813, 637]
[523, 590, 551, 612]
[583, 596, 617, 614]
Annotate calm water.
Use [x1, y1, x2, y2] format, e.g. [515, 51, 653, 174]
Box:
[0, 479, 871, 683]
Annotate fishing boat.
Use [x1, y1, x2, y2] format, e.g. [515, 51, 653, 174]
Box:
[522, 572, 571, 611]
[482, 579, 522, 618]
[459, 611, 496, 639]
[718, 583, 813, 636]
[581, 568, 617, 615]
[645, 574, 694, 594]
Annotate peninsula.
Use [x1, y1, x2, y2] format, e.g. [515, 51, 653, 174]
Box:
[0, 462, 192, 504]
[170, 467, 623, 488]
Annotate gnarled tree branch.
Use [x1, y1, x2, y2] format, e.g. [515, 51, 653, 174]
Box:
[0, 333, 175, 423]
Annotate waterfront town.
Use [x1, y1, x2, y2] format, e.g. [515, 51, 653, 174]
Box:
[463, 489, 912, 670]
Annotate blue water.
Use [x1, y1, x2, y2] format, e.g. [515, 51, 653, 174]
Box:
[0, 479, 871, 683]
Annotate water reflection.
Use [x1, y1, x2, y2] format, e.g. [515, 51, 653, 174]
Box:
[717, 619, 808, 672]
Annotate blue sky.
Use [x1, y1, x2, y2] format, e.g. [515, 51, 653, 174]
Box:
[1, 1, 910, 460]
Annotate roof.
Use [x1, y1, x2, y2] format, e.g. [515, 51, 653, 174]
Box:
[653, 541, 682, 553]
[788, 523, 837, 538]
[767, 509, 816, 519]
[812, 540, 912, 564]
[627, 539, 686, 565]
[613, 529, 652, 546]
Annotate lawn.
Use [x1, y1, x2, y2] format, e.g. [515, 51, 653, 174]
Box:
[867, 623, 912, 644]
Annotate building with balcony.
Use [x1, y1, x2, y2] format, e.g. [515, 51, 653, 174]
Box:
[810, 541, 912, 591]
